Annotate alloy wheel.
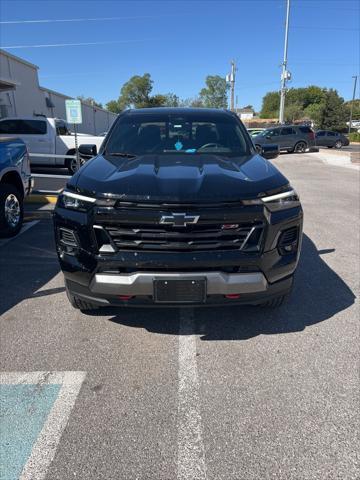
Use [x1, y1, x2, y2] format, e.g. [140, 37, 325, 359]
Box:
[335, 140, 342, 149]
[295, 142, 306, 153]
[4, 193, 21, 228]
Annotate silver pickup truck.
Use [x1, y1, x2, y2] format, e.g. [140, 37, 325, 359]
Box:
[0, 137, 33, 237]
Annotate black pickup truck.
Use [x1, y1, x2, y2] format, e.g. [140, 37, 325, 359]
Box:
[53, 108, 303, 310]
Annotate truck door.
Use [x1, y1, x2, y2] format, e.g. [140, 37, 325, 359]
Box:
[55, 120, 73, 166]
[0, 119, 52, 164]
[23, 119, 52, 164]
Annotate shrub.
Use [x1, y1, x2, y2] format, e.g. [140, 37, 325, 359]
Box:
[349, 132, 360, 143]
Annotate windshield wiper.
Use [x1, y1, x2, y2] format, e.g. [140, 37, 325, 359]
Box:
[105, 152, 137, 158]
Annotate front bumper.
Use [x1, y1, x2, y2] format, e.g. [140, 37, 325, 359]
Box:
[91, 271, 267, 296]
[65, 273, 293, 307]
[54, 202, 303, 307]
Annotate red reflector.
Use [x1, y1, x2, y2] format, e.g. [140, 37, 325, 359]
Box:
[225, 294, 241, 299]
[118, 295, 133, 301]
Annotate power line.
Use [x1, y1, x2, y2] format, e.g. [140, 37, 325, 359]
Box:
[0, 14, 180, 25]
[292, 25, 359, 31]
[1, 38, 159, 49]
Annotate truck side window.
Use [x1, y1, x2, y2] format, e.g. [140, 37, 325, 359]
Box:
[0, 120, 21, 134]
[21, 120, 47, 134]
[0, 119, 47, 134]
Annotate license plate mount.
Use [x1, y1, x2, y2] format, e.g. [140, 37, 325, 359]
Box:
[154, 278, 206, 304]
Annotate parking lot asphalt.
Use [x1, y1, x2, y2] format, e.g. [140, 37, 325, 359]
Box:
[1, 153, 359, 480]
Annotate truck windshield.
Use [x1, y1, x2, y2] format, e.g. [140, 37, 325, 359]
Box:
[104, 113, 250, 156]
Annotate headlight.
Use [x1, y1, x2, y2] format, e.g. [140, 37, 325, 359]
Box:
[58, 190, 96, 211]
[261, 189, 300, 211]
[243, 188, 300, 211]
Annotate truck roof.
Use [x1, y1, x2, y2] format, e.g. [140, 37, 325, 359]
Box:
[124, 107, 236, 117]
[0, 117, 64, 122]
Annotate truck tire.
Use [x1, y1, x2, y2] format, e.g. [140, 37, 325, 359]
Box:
[65, 284, 99, 312]
[65, 151, 85, 175]
[294, 141, 307, 153]
[0, 184, 24, 238]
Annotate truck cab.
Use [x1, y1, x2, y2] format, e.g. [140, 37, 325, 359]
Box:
[0, 117, 104, 173]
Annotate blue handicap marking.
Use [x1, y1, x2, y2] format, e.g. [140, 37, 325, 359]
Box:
[0, 383, 61, 480]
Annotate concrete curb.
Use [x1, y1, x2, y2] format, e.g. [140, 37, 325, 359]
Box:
[25, 194, 58, 204]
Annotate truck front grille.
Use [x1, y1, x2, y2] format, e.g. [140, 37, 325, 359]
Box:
[94, 223, 264, 253]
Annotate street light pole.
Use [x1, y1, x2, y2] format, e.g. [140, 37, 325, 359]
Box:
[348, 75, 358, 134]
[279, 0, 291, 124]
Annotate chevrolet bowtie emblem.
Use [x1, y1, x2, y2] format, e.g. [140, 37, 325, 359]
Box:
[160, 213, 200, 227]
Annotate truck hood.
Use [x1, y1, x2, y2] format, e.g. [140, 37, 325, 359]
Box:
[71, 153, 289, 203]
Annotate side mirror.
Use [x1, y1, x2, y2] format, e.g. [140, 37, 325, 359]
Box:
[261, 144, 279, 160]
[78, 144, 97, 158]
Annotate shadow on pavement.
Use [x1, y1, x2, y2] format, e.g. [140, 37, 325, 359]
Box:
[105, 235, 356, 341]
[0, 220, 60, 316]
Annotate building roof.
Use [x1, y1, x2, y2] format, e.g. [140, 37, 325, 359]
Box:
[0, 49, 39, 70]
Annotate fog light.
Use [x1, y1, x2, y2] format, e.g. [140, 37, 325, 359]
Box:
[278, 226, 299, 255]
[59, 227, 78, 247]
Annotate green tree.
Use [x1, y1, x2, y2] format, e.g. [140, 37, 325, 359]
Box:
[106, 74, 179, 111]
[77, 95, 103, 108]
[199, 75, 228, 109]
[309, 89, 348, 131]
[118, 73, 154, 109]
[284, 102, 304, 123]
[303, 103, 323, 126]
[106, 100, 122, 114]
[345, 99, 360, 123]
[260, 91, 280, 118]
[260, 85, 348, 130]
[163, 93, 180, 107]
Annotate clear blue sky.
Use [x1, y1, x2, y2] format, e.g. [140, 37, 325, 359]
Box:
[0, 0, 359, 111]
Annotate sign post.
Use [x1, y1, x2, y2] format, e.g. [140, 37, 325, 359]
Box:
[65, 99, 82, 171]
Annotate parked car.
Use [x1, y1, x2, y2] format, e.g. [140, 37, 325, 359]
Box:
[54, 107, 303, 311]
[0, 137, 33, 237]
[252, 125, 315, 153]
[247, 128, 265, 137]
[0, 117, 104, 174]
[315, 130, 349, 149]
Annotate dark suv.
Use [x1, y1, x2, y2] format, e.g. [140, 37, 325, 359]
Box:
[53, 108, 303, 310]
[315, 130, 349, 149]
[252, 125, 315, 153]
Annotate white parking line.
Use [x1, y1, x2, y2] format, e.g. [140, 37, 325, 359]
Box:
[0, 371, 86, 480]
[32, 173, 70, 179]
[177, 309, 207, 480]
[0, 220, 39, 247]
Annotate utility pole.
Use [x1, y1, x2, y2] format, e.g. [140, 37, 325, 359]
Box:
[348, 75, 358, 134]
[226, 60, 236, 111]
[279, 0, 291, 124]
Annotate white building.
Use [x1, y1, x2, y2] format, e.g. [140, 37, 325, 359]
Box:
[0, 49, 117, 134]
